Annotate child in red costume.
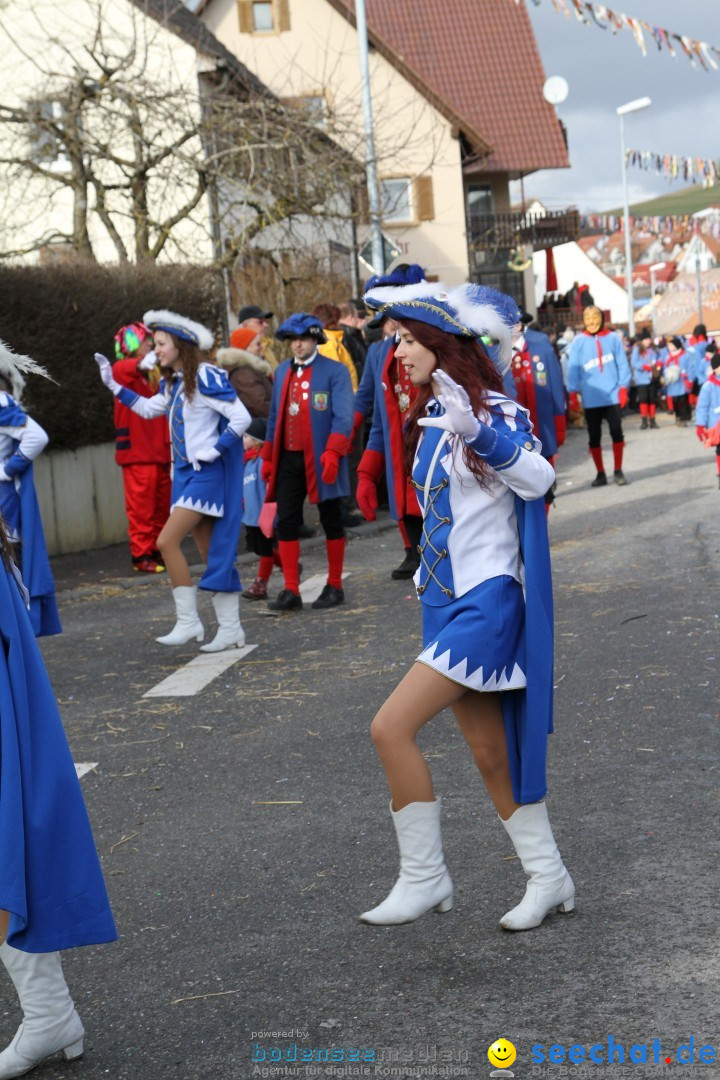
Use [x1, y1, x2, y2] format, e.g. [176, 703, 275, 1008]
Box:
[112, 323, 171, 573]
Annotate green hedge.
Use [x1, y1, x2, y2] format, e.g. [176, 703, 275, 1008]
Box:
[0, 263, 224, 452]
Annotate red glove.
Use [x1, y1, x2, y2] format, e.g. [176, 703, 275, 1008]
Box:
[321, 450, 340, 484]
[696, 426, 707, 443]
[618, 387, 629, 410]
[260, 440, 273, 484]
[356, 448, 385, 521]
[704, 421, 720, 447]
[554, 414, 567, 448]
[569, 392, 581, 413]
[642, 364, 653, 372]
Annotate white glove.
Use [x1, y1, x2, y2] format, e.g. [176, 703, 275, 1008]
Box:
[196, 447, 221, 465]
[417, 369, 480, 441]
[0, 465, 10, 483]
[94, 352, 121, 394]
[138, 350, 158, 372]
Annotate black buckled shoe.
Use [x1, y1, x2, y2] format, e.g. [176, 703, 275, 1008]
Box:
[391, 549, 421, 580]
[613, 470, 628, 486]
[311, 584, 345, 610]
[591, 472, 608, 487]
[267, 589, 303, 612]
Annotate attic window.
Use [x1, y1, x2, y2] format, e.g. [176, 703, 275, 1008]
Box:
[237, 0, 290, 33]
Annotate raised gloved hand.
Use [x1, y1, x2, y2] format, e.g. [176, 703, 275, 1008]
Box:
[94, 353, 121, 394]
[618, 386, 629, 410]
[138, 350, 158, 372]
[320, 449, 340, 485]
[417, 370, 480, 440]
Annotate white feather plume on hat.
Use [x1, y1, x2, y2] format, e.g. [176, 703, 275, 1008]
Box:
[0, 339, 51, 402]
[143, 309, 214, 351]
[446, 284, 520, 373]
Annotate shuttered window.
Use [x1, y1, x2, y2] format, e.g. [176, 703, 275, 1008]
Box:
[237, 0, 290, 33]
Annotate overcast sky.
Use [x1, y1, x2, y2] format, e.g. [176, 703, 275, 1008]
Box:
[513, 0, 718, 212]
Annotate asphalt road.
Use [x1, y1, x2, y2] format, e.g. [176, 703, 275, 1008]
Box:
[14, 412, 719, 1080]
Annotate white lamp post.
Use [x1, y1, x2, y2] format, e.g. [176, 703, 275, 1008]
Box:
[617, 97, 651, 336]
[356, 0, 384, 275]
[649, 261, 666, 337]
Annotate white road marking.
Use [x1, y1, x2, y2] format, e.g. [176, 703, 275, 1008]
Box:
[143, 644, 258, 697]
[299, 572, 350, 604]
[75, 762, 98, 779]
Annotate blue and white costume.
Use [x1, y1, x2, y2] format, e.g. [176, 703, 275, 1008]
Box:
[117, 364, 250, 592]
[0, 392, 61, 636]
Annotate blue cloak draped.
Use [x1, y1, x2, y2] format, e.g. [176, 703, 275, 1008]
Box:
[199, 425, 244, 594]
[17, 465, 62, 637]
[501, 494, 555, 804]
[0, 561, 117, 952]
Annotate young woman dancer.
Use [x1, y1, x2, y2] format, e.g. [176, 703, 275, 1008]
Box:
[359, 282, 574, 931]
[95, 310, 251, 650]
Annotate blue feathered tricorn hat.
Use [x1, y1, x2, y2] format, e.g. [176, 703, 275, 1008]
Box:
[275, 313, 327, 344]
[365, 264, 427, 328]
[143, 310, 214, 351]
[363, 282, 521, 372]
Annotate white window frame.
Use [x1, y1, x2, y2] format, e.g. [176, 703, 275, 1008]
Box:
[380, 177, 413, 226]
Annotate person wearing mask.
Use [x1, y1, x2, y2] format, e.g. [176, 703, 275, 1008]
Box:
[567, 307, 631, 487]
[630, 328, 662, 430]
[111, 322, 171, 573]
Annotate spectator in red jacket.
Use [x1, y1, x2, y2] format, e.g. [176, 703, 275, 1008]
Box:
[112, 322, 171, 573]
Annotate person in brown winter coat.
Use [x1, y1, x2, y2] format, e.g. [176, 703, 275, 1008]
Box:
[216, 327, 273, 418]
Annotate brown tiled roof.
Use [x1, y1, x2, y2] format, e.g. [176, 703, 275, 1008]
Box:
[327, 0, 569, 175]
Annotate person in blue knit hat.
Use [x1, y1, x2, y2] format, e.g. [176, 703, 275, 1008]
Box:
[353, 264, 427, 578]
[358, 280, 574, 933]
[260, 314, 354, 611]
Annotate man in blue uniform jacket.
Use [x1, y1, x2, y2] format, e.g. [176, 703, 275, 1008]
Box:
[261, 314, 354, 611]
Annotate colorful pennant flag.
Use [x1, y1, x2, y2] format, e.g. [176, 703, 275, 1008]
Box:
[625, 149, 720, 185]
[511, 0, 720, 71]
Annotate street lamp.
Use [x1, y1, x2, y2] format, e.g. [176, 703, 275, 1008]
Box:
[617, 96, 651, 336]
[649, 261, 666, 337]
[355, 0, 384, 275]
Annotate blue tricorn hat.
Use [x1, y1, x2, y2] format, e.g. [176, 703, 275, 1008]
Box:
[363, 282, 520, 372]
[365, 263, 426, 293]
[275, 313, 327, 344]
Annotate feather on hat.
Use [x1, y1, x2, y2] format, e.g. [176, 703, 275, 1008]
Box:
[363, 282, 520, 372]
[0, 339, 51, 402]
[143, 310, 214, 351]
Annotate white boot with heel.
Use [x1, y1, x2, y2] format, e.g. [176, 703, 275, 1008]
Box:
[499, 802, 574, 931]
[155, 585, 205, 646]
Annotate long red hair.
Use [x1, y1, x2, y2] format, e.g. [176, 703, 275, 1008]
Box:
[400, 319, 504, 487]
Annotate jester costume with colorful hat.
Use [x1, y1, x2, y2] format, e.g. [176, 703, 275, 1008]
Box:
[0, 340, 61, 636]
[261, 313, 354, 611]
[111, 321, 171, 574]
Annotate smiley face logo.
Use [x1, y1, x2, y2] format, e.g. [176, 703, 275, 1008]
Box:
[488, 1039, 517, 1069]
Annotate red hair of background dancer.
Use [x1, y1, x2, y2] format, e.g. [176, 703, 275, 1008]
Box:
[400, 318, 504, 488]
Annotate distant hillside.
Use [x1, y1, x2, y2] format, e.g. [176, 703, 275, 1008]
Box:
[605, 185, 719, 218]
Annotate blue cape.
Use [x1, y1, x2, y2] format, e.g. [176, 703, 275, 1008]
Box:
[18, 465, 61, 636]
[200, 427, 244, 593]
[0, 561, 117, 952]
[501, 494, 554, 804]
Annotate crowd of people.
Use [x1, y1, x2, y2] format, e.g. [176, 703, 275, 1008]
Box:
[0, 271, 718, 1078]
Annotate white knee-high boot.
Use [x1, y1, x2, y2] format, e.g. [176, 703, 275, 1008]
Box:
[155, 585, 204, 645]
[499, 802, 574, 931]
[0, 944, 84, 1079]
[359, 799, 453, 925]
[199, 592, 245, 652]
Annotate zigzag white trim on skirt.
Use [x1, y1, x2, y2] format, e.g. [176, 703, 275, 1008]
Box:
[418, 641, 526, 691]
[172, 496, 224, 518]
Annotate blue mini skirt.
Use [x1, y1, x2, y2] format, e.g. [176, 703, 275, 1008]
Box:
[417, 575, 526, 692]
[171, 459, 225, 518]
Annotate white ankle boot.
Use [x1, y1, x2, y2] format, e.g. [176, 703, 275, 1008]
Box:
[0, 944, 84, 1079]
[359, 798, 453, 925]
[156, 585, 204, 645]
[199, 592, 246, 652]
[499, 802, 574, 931]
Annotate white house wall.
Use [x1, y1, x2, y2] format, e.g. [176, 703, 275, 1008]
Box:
[533, 242, 630, 324]
[202, 0, 470, 282]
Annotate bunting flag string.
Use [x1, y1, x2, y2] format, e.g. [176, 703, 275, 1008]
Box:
[510, 0, 720, 71]
[579, 213, 720, 238]
[625, 149, 720, 185]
